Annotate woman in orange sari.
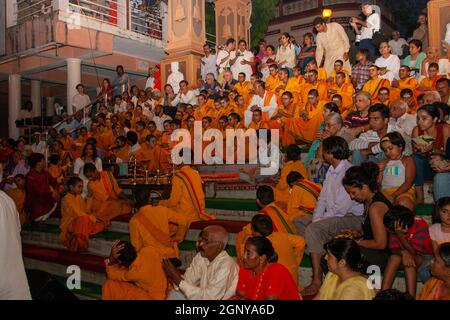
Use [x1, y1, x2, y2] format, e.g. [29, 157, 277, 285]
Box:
[232, 236, 301, 300]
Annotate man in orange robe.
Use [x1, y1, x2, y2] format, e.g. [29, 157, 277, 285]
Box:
[7, 174, 27, 225]
[141, 135, 171, 174]
[327, 71, 354, 108]
[301, 70, 328, 103]
[247, 109, 269, 130]
[362, 65, 391, 103]
[273, 144, 308, 204]
[129, 187, 189, 256]
[102, 241, 167, 300]
[60, 177, 105, 252]
[84, 164, 133, 223]
[282, 89, 325, 145]
[417, 63, 443, 93]
[234, 72, 253, 105]
[159, 163, 215, 222]
[275, 68, 301, 105]
[265, 64, 281, 93]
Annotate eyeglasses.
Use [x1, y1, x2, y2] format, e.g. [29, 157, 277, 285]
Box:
[196, 237, 220, 245]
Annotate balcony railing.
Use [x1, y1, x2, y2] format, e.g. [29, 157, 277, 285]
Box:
[16, 0, 53, 24]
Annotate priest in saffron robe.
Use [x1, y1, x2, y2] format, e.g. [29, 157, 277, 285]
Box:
[84, 163, 133, 223]
[102, 241, 167, 300]
[282, 89, 325, 145]
[60, 177, 105, 252]
[159, 151, 215, 222]
[129, 187, 189, 256]
[362, 65, 391, 103]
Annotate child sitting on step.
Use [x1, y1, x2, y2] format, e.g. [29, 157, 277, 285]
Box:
[381, 205, 433, 297]
[379, 132, 416, 211]
[60, 177, 105, 252]
[429, 197, 450, 257]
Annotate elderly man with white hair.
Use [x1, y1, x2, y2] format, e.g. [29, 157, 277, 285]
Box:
[163, 225, 239, 300]
[423, 90, 442, 105]
[389, 99, 417, 136]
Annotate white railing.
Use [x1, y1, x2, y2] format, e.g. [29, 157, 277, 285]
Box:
[16, 0, 53, 24]
[129, 1, 162, 40]
[66, 0, 162, 41]
[68, 0, 119, 27]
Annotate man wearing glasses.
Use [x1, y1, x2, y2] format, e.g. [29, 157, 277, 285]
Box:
[163, 225, 239, 300]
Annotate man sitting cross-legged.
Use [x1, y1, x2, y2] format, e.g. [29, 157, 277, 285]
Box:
[129, 187, 189, 257]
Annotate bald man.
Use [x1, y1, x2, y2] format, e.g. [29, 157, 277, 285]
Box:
[389, 100, 417, 136]
[423, 90, 442, 105]
[163, 225, 239, 300]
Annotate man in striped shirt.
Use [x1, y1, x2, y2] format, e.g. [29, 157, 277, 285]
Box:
[344, 91, 371, 138]
[351, 49, 374, 91]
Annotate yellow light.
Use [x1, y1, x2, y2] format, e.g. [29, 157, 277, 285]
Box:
[322, 9, 332, 18]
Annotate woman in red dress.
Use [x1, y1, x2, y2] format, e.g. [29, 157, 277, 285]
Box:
[233, 236, 301, 300]
[97, 78, 113, 106]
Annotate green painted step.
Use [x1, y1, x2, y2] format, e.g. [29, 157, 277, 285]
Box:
[205, 198, 259, 212]
[416, 204, 434, 216]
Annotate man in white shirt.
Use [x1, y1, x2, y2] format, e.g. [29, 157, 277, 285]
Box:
[164, 225, 238, 300]
[201, 43, 218, 80]
[389, 99, 417, 136]
[153, 104, 172, 132]
[172, 80, 197, 106]
[144, 65, 156, 90]
[389, 31, 408, 57]
[350, 4, 381, 62]
[350, 104, 410, 165]
[216, 38, 236, 83]
[244, 81, 278, 128]
[375, 42, 401, 82]
[229, 39, 254, 81]
[72, 84, 91, 115]
[0, 191, 32, 300]
[113, 95, 127, 114]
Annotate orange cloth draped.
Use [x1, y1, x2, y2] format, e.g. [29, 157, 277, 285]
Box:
[418, 277, 450, 300]
[287, 179, 322, 219]
[48, 164, 65, 192]
[137, 129, 151, 144]
[274, 160, 308, 204]
[87, 171, 132, 222]
[235, 82, 253, 105]
[7, 188, 26, 225]
[265, 75, 281, 93]
[159, 166, 215, 222]
[317, 68, 328, 82]
[144, 145, 171, 173]
[282, 101, 325, 145]
[362, 78, 391, 102]
[301, 82, 328, 103]
[102, 247, 167, 300]
[60, 193, 105, 252]
[278, 78, 302, 105]
[129, 204, 189, 256]
[112, 146, 130, 162]
[328, 82, 354, 109]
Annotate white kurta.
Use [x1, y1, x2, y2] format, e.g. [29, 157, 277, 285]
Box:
[375, 54, 401, 82]
[0, 191, 31, 300]
[316, 22, 351, 75]
[244, 92, 278, 128]
[173, 251, 238, 300]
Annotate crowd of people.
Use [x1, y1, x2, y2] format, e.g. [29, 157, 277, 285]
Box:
[1, 4, 450, 301]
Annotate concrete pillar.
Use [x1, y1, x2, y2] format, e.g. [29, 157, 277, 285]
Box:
[8, 74, 21, 140]
[117, 0, 127, 30]
[66, 58, 81, 116]
[427, 0, 450, 56]
[31, 80, 41, 117]
[215, 0, 251, 46]
[161, 0, 206, 87]
[46, 97, 55, 117]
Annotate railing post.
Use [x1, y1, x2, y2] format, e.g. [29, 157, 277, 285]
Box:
[53, 0, 69, 12]
[6, 0, 17, 28]
[117, 0, 127, 29]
